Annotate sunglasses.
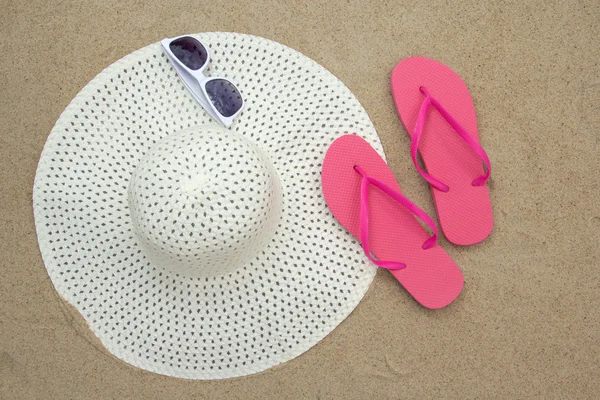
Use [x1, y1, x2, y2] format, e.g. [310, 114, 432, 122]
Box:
[160, 35, 244, 127]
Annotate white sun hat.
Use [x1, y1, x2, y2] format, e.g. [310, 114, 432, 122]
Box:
[33, 32, 385, 379]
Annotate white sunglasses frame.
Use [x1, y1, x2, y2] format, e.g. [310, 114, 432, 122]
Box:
[160, 35, 244, 128]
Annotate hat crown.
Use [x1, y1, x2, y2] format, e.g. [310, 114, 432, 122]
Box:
[128, 126, 282, 277]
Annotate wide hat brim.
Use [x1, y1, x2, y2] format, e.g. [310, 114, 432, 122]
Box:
[33, 32, 385, 379]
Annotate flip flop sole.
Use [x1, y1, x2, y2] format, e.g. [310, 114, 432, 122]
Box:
[391, 57, 493, 245]
[322, 134, 463, 309]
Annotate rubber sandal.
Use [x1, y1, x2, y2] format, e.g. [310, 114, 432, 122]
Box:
[391, 57, 493, 245]
[321, 134, 463, 309]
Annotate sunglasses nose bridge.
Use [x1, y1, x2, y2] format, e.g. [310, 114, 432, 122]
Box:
[189, 67, 209, 81]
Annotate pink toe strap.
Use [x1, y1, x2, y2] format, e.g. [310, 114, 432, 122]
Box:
[411, 87, 492, 192]
[353, 165, 438, 271]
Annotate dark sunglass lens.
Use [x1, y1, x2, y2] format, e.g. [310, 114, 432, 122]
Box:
[205, 79, 243, 118]
[169, 37, 208, 70]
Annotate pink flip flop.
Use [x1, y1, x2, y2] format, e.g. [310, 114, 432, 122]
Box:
[391, 57, 493, 246]
[321, 135, 463, 309]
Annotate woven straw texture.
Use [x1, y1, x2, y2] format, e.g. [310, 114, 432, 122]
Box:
[33, 32, 383, 379]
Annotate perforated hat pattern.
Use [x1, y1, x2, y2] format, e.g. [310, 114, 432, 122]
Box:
[128, 127, 282, 278]
[33, 33, 384, 379]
